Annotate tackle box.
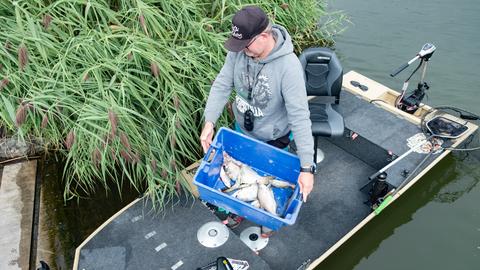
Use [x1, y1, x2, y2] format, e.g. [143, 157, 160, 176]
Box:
[193, 127, 303, 230]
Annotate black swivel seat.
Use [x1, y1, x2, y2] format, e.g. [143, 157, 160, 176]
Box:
[298, 47, 344, 164]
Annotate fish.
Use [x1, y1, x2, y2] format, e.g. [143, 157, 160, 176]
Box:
[223, 151, 243, 167]
[231, 184, 258, 202]
[238, 165, 275, 185]
[222, 151, 289, 216]
[219, 166, 232, 188]
[258, 184, 277, 215]
[223, 152, 242, 180]
[250, 200, 261, 208]
[224, 165, 275, 192]
[223, 151, 275, 192]
[269, 179, 296, 189]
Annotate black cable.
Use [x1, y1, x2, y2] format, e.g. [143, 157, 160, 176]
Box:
[456, 134, 476, 161]
[396, 61, 425, 110]
[369, 99, 388, 104]
[431, 106, 480, 120]
[406, 59, 424, 82]
[444, 146, 480, 151]
[421, 106, 480, 128]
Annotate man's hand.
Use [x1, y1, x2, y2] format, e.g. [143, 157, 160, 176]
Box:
[200, 122, 215, 153]
[298, 172, 314, 202]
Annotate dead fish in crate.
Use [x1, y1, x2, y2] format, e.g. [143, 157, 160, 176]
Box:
[219, 167, 232, 188]
[222, 151, 296, 191]
[223, 152, 274, 192]
[258, 184, 277, 216]
[223, 151, 243, 166]
[224, 165, 275, 192]
[231, 184, 259, 202]
[222, 152, 242, 180]
[269, 179, 296, 189]
[250, 200, 261, 208]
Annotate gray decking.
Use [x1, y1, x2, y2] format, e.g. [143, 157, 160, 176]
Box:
[76, 90, 450, 269]
[77, 198, 271, 269]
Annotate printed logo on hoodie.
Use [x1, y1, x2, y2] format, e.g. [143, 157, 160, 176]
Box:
[235, 72, 272, 117]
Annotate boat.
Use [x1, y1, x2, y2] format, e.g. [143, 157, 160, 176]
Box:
[72, 46, 478, 269]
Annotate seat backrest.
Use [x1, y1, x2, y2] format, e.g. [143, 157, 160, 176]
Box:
[298, 47, 343, 103]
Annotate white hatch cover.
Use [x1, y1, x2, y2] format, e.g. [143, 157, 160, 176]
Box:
[239, 226, 269, 252]
[197, 221, 230, 248]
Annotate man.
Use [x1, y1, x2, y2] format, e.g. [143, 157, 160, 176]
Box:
[200, 6, 316, 232]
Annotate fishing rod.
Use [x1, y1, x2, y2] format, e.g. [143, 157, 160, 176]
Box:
[368, 134, 436, 181]
[373, 147, 437, 214]
[369, 115, 469, 181]
[368, 115, 470, 212]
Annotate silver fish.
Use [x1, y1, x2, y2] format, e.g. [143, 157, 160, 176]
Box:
[239, 165, 274, 185]
[223, 153, 275, 192]
[250, 200, 261, 208]
[225, 165, 274, 192]
[223, 152, 243, 166]
[258, 184, 277, 215]
[219, 166, 232, 188]
[231, 184, 258, 202]
[223, 153, 241, 180]
[269, 179, 296, 189]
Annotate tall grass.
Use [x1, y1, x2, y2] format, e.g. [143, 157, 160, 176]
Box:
[0, 0, 346, 207]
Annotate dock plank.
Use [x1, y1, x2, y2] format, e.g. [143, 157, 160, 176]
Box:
[0, 161, 37, 270]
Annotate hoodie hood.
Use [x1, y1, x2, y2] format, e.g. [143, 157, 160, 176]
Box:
[259, 24, 294, 64]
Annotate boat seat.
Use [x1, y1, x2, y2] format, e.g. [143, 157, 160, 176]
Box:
[299, 47, 345, 164]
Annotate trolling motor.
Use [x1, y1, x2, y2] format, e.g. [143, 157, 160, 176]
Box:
[390, 43, 436, 114]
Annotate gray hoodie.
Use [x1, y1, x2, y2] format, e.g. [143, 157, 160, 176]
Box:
[204, 25, 314, 167]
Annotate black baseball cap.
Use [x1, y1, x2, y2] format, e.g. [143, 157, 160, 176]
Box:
[224, 6, 269, 52]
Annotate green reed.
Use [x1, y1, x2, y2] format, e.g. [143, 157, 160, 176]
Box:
[0, 0, 346, 207]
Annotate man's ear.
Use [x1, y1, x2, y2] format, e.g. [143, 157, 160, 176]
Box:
[259, 32, 269, 39]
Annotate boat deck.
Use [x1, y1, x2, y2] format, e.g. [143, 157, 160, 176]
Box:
[77, 197, 271, 269]
[74, 71, 477, 270]
[231, 135, 373, 270]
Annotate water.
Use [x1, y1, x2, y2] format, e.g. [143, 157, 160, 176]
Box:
[317, 0, 480, 269]
[40, 158, 141, 269]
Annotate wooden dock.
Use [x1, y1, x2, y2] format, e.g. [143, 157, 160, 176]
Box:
[0, 160, 37, 270]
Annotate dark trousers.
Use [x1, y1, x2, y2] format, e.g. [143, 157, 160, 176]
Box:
[266, 131, 291, 149]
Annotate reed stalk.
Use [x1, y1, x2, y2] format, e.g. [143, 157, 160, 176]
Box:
[0, 0, 347, 207]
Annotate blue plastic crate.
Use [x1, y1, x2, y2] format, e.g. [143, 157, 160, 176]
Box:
[193, 127, 303, 231]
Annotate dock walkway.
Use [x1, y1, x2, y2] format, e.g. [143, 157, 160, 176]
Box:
[0, 160, 37, 270]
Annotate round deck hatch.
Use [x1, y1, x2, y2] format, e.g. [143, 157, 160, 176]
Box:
[197, 221, 229, 248]
[240, 226, 269, 251]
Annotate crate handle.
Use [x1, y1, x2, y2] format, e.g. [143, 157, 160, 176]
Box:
[203, 143, 219, 163]
[290, 185, 302, 202]
[282, 186, 303, 217]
